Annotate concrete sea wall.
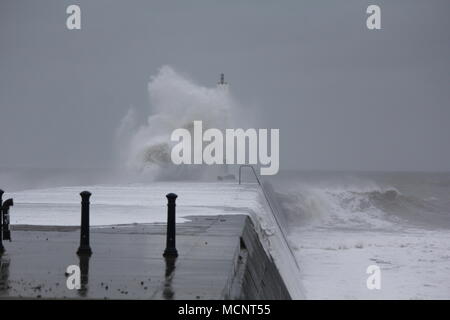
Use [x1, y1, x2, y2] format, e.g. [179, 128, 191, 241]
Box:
[225, 216, 291, 299]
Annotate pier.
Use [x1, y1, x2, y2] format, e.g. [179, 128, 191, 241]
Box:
[0, 215, 289, 299]
[0, 180, 304, 299]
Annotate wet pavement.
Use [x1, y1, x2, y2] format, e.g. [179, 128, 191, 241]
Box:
[0, 215, 246, 299]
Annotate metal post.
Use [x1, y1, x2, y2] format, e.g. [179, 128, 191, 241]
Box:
[163, 193, 178, 258]
[0, 190, 4, 254]
[77, 191, 92, 256]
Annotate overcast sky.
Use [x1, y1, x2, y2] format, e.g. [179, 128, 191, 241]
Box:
[1, 0, 449, 171]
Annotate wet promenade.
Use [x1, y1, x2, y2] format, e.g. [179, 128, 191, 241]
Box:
[0, 215, 248, 299]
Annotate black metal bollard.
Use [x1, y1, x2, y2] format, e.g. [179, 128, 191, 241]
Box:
[77, 191, 92, 256]
[163, 193, 178, 258]
[0, 198, 13, 255]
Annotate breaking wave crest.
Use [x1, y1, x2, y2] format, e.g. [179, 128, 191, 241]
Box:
[115, 66, 243, 180]
[276, 183, 450, 230]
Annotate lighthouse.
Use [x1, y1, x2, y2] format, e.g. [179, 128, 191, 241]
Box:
[217, 73, 229, 91]
[218, 73, 227, 85]
[216, 73, 234, 181]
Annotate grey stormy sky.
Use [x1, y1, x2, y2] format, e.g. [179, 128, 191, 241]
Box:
[0, 0, 449, 171]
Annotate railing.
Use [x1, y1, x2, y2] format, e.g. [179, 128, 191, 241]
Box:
[238, 165, 300, 270]
[239, 165, 262, 185]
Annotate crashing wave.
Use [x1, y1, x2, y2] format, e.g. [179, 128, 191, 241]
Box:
[115, 66, 244, 180]
[276, 182, 449, 230]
